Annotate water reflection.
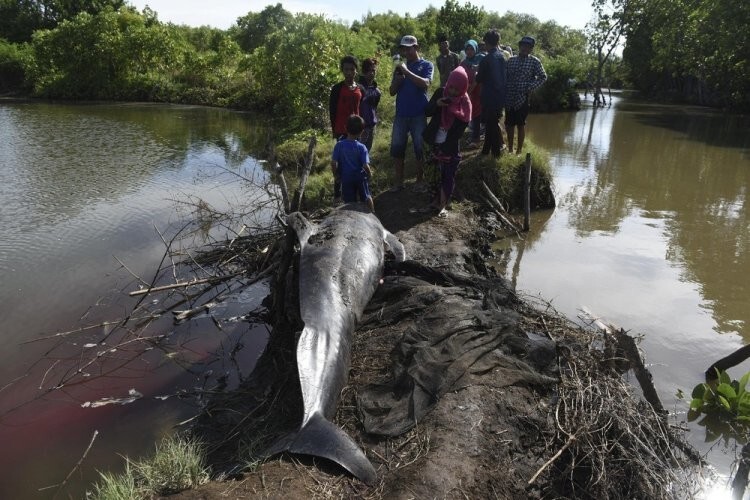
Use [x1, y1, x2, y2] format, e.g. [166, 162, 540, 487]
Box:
[496, 94, 750, 479]
[0, 102, 274, 498]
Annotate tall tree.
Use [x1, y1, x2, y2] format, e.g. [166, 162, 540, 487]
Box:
[232, 3, 293, 53]
[584, 0, 631, 92]
[0, 0, 125, 42]
[437, 0, 485, 50]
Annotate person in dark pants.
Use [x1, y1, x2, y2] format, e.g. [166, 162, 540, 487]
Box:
[475, 29, 507, 158]
[505, 36, 547, 155]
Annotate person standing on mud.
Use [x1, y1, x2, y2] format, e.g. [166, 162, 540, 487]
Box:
[389, 35, 433, 192]
[475, 29, 507, 158]
[329, 55, 365, 203]
[505, 36, 547, 155]
[358, 58, 381, 152]
[460, 39, 484, 148]
[427, 66, 471, 218]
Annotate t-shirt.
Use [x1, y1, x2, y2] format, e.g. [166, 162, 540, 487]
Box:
[332, 139, 369, 183]
[395, 58, 434, 118]
[332, 84, 363, 136]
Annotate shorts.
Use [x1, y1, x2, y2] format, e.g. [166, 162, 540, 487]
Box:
[390, 115, 426, 160]
[504, 101, 530, 127]
[341, 176, 371, 203]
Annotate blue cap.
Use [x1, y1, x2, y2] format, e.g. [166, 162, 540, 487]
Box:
[519, 36, 536, 47]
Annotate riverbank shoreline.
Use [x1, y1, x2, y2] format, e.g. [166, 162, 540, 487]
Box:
[162, 183, 700, 499]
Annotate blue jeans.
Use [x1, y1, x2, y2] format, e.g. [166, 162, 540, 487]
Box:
[390, 115, 426, 161]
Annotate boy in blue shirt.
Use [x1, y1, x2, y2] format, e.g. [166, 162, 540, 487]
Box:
[331, 115, 374, 212]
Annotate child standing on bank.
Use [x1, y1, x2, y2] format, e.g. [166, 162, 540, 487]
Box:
[329, 56, 365, 202]
[331, 115, 374, 213]
[425, 66, 471, 217]
[358, 58, 381, 152]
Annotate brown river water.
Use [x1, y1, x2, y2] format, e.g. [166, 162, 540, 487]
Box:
[495, 93, 750, 496]
[0, 96, 748, 497]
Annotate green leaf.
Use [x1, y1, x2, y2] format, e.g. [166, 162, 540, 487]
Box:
[691, 383, 706, 400]
[720, 370, 732, 386]
[690, 398, 704, 411]
[687, 408, 702, 421]
[719, 395, 731, 410]
[717, 383, 737, 402]
[739, 371, 750, 398]
[738, 393, 750, 415]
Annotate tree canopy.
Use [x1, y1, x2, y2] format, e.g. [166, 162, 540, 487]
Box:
[0, 0, 125, 42]
[622, 0, 750, 109]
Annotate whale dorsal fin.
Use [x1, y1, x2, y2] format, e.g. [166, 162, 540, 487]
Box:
[383, 230, 406, 262]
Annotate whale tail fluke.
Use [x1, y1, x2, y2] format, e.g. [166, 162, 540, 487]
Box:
[268, 413, 377, 485]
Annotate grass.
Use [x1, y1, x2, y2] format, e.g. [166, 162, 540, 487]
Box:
[88, 435, 210, 500]
[275, 125, 554, 213]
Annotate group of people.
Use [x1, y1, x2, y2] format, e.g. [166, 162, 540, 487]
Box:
[327, 29, 547, 217]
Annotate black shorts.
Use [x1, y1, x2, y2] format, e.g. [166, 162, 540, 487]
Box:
[504, 101, 529, 127]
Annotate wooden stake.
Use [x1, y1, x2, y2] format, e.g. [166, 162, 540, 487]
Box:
[523, 153, 531, 231]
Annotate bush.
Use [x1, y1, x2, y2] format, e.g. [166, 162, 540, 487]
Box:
[531, 55, 582, 113]
[0, 38, 30, 93]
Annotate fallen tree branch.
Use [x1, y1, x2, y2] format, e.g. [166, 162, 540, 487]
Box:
[172, 262, 278, 322]
[480, 181, 523, 232]
[129, 272, 242, 296]
[527, 434, 576, 485]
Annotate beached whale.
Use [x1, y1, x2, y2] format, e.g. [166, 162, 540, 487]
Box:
[271, 206, 405, 484]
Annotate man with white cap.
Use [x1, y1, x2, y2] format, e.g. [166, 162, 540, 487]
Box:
[389, 35, 434, 192]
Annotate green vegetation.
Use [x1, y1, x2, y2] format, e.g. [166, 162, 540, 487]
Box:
[689, 370, 750, 425]
[617, 0, 749, 110]
[88, 435, 210, 499]
[0, 1, 593, 123]
[3, 1, 746, 112]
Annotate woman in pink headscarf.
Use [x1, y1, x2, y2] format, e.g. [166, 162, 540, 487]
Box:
[428, 65, 472, 217]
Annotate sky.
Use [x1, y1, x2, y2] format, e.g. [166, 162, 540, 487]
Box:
[127, 0, 594, 31]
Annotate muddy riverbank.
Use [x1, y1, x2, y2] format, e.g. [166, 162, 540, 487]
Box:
[170, 184, 701, 499]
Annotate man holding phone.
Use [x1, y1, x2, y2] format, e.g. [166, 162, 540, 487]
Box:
[389, 35, 434, 192]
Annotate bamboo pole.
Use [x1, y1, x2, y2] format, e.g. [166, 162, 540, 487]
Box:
[523, 153, 531, 231]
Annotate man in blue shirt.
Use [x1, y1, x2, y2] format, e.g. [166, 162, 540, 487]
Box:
[389, 35, 434, 192]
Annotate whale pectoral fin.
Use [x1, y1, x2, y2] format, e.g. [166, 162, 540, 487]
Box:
[384, 231, 406, 262]
[286, 212, 315, 249]
[267, 414, 377, 485]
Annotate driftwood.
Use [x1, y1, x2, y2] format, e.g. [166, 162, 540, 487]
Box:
[733, 443, 750, 500]
[172, 263, 279, 322]
[129, 273, 241, 296]
[480, 181, 523, 232]
[582, 309, 666, 416]
[705, 344, 750, 381]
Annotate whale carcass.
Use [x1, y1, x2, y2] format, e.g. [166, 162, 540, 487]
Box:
[271, 207, 405, 484]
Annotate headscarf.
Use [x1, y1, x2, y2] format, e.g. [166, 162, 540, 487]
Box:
[463, 39, 484, 66]
[441, 66, 472, 130]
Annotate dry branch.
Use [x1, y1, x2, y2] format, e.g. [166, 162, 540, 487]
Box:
[128, 272, 242, 296]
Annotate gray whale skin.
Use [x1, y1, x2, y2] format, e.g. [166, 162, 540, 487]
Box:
[271, 207, 405, 485]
